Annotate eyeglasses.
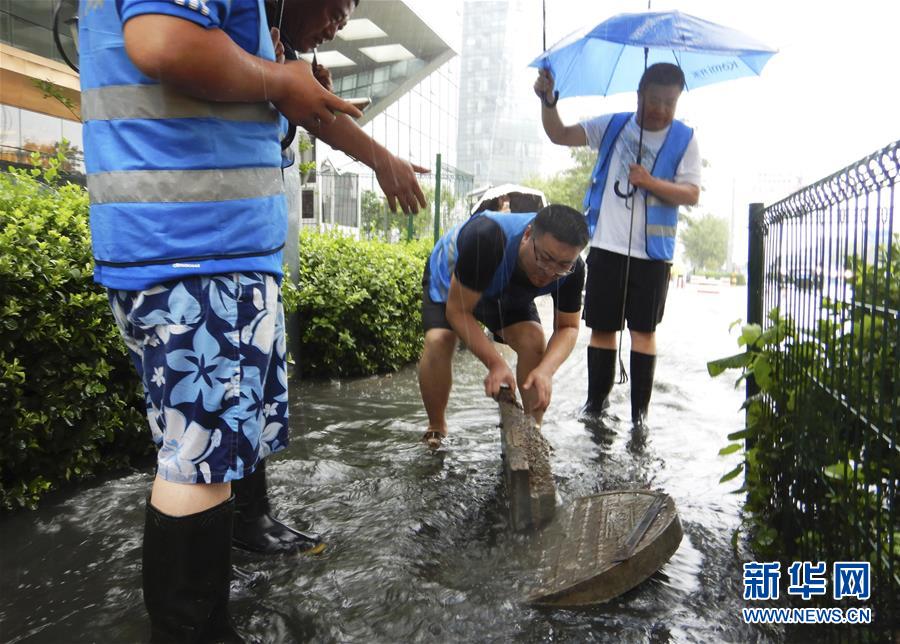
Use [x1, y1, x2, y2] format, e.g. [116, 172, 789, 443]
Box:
[532, 237, 577, 277]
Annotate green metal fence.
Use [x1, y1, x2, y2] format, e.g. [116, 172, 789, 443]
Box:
[747, 140, 898, 633]
[356, 160, 474, 243]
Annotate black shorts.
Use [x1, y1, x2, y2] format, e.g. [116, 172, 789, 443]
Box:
[421, 265, 540, 342]
[583, 248, 671, 333]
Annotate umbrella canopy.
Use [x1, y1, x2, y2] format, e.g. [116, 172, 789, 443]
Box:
[530, 10, 777, 98]
[471, 183, 547, 215]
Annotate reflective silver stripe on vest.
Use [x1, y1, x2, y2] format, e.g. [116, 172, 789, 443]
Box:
[82, 85, 278, 123]
[87, 168, 284, 204]
[646, 224, 677, 238]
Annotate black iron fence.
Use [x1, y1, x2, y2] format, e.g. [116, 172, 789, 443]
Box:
[747, 141, 898, 632]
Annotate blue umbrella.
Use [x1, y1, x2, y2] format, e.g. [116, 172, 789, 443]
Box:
[530, 10, 777, 99]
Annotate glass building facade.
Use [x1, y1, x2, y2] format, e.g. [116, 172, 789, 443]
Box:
[334, 58, 461, 185]
[0, 0, 468, 229]
[456, 0, 547, 188]
[0, 0, 83, 174]
[304, 0, 470, 232]
[0, 0, 76, 65]
[321, 58, 459, 185]
[0, 102, 83, 170]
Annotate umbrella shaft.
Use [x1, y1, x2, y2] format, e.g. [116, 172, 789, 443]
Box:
[542, 0, 546, 51]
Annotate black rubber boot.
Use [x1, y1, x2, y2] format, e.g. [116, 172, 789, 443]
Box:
[142, 496, 243, 643]
[232, 459, 324, 555]
[630, 351, 657, 427]
[583, 347, 617, 415]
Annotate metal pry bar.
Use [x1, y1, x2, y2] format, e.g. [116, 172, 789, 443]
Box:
[610, 494, 667, 563]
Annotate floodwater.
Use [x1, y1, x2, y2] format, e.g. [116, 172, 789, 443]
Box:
[0, 282, 789, 643]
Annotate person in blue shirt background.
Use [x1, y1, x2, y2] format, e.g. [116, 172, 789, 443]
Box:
[81, 0, 425, 638]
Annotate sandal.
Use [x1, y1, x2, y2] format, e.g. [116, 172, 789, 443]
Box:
[421, 430, 446, 450]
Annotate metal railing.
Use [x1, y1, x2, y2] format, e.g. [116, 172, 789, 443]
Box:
[747, 140, 898, 631]
[356, 162, 475, 243]
[295, 160, 474, 244]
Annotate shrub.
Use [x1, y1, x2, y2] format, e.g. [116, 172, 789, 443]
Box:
[285, 231, 430, 378]
[0, 156, 149, 511]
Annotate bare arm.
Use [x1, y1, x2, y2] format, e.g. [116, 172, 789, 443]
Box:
[629, 164, 700, 206]
[521, 308, 581, 414]
[540, 309, 581, 374]
[445, 276, 517, 399]
[123, 15, 361, 125]
[534, 68, 586, 147]
[303, 114, 428, 214]
[262, 28, 425, 213]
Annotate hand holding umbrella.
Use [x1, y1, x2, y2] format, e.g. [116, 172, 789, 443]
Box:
[533, 68, 559, 108]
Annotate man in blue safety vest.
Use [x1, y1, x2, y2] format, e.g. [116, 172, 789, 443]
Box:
[534, 63, 701, 428]
[418, 205, 589, 449]
[80, 0, 425, 638]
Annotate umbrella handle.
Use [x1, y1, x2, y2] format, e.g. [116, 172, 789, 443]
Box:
[614, 180, 636, 199]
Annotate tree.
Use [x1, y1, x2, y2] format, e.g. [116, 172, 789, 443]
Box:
[681, 213, 728, 271]
[526, 146, 594, 211]
[360, 189, 389, 239]
[360, 186, 457, 242]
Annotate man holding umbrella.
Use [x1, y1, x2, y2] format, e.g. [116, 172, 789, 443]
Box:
[534, 63, 701, 426]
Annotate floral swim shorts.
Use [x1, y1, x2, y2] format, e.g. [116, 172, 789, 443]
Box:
[108, 272, 289, 484]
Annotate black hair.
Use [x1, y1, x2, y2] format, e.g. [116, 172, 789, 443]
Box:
[266, 0, 360, 26]
[638, 63, 685, 93]
[532, 204, 589, 248]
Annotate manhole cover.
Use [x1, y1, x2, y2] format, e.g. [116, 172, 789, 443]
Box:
[527, 490, 682, 606]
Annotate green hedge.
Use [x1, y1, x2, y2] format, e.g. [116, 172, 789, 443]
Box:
[285, 231, 429, 378]
[0, 158, 150, 511]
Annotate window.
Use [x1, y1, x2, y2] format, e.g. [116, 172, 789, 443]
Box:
[20, 107, 60, 150]
[61, 118, 82, 148]
[385, 115, 398, 154]
[356, 70, 373, 88]
[0, 11, 11, 45]
[301, 188, 315, 219]
[9, 1, 53, 29]
[420, 104, 430, 135]
[9, 15, 54, 59]
[399, 93, 411, 126]
[409, 97, 420, 132]
[1, 105, 19, 148]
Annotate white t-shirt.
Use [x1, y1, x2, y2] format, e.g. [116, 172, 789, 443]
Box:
[580, 114, 701, 259]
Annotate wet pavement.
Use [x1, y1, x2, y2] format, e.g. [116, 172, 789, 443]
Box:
[0, 282, 790, 643]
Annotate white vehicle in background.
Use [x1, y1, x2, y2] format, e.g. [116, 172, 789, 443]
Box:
[467, 183, 548, 215]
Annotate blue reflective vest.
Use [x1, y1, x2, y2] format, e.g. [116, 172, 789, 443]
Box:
[80, 0, 286, 290]
[582, 112, 693, 261]
[427, 211, 570, 304]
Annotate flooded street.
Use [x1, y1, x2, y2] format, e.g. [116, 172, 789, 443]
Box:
[0, 282, 786, 643]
